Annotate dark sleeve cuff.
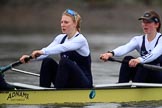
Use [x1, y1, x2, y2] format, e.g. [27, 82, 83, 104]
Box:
[107, 51, 114, 56]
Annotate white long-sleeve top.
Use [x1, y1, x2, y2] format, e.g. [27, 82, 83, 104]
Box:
[37, 32, 90, 60]
[113, 33, 162, 63]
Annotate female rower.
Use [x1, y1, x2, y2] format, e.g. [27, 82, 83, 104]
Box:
[100, 10, 162, 83]
[20, 9, 93, 88]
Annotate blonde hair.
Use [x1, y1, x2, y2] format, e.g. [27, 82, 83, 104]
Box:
[63, 9, 82, 32]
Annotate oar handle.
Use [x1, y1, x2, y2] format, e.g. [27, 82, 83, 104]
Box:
[12, 55, 33, 67]
[0, 56, 33, 73]
[24, 55, 33, 63]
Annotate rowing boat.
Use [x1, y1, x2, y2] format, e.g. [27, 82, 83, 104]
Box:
[1, 82, 162, 105]
[1, 58, 162, 105]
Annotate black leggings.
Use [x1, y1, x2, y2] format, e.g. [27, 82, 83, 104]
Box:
[118, 56, 162, 83]
[40, 57, 92, 88]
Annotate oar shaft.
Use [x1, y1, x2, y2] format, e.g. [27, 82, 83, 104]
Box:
[0, 61, 22, 73]
[108, 58, 123, 63]
[0, 56, 33, 73]
[108, 58, 162, 72]
[11, 61, 22, 67]
[142, 64, 162, 72]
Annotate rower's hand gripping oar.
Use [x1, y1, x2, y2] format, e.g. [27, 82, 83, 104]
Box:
[108, 58, 162, 72]
[0, 56, 33, 73]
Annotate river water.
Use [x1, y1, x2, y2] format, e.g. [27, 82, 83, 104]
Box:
[1, 33, 162, 108]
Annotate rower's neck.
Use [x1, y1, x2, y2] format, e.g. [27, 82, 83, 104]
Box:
[67, 30, 77, 39]
[147, 31, 157, 42]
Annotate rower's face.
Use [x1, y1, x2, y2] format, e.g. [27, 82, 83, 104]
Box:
[141, 19, 159, 34]
[61, 15, 76, 34]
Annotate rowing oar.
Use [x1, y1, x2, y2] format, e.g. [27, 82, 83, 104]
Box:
[108, 57, 162, 72]
[0, 56, 32, 73]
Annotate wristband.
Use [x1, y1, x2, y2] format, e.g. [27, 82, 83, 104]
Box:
[107, 51, 114, 56]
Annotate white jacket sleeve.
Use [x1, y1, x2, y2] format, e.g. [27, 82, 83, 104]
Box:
[113, 37, 139, 56]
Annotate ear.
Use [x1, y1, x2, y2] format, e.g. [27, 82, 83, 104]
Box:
[73, 21, 77, 28]
[155, 23, 159, 28]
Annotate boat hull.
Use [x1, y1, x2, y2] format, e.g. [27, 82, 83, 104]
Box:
[1, 87, 162, 104]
